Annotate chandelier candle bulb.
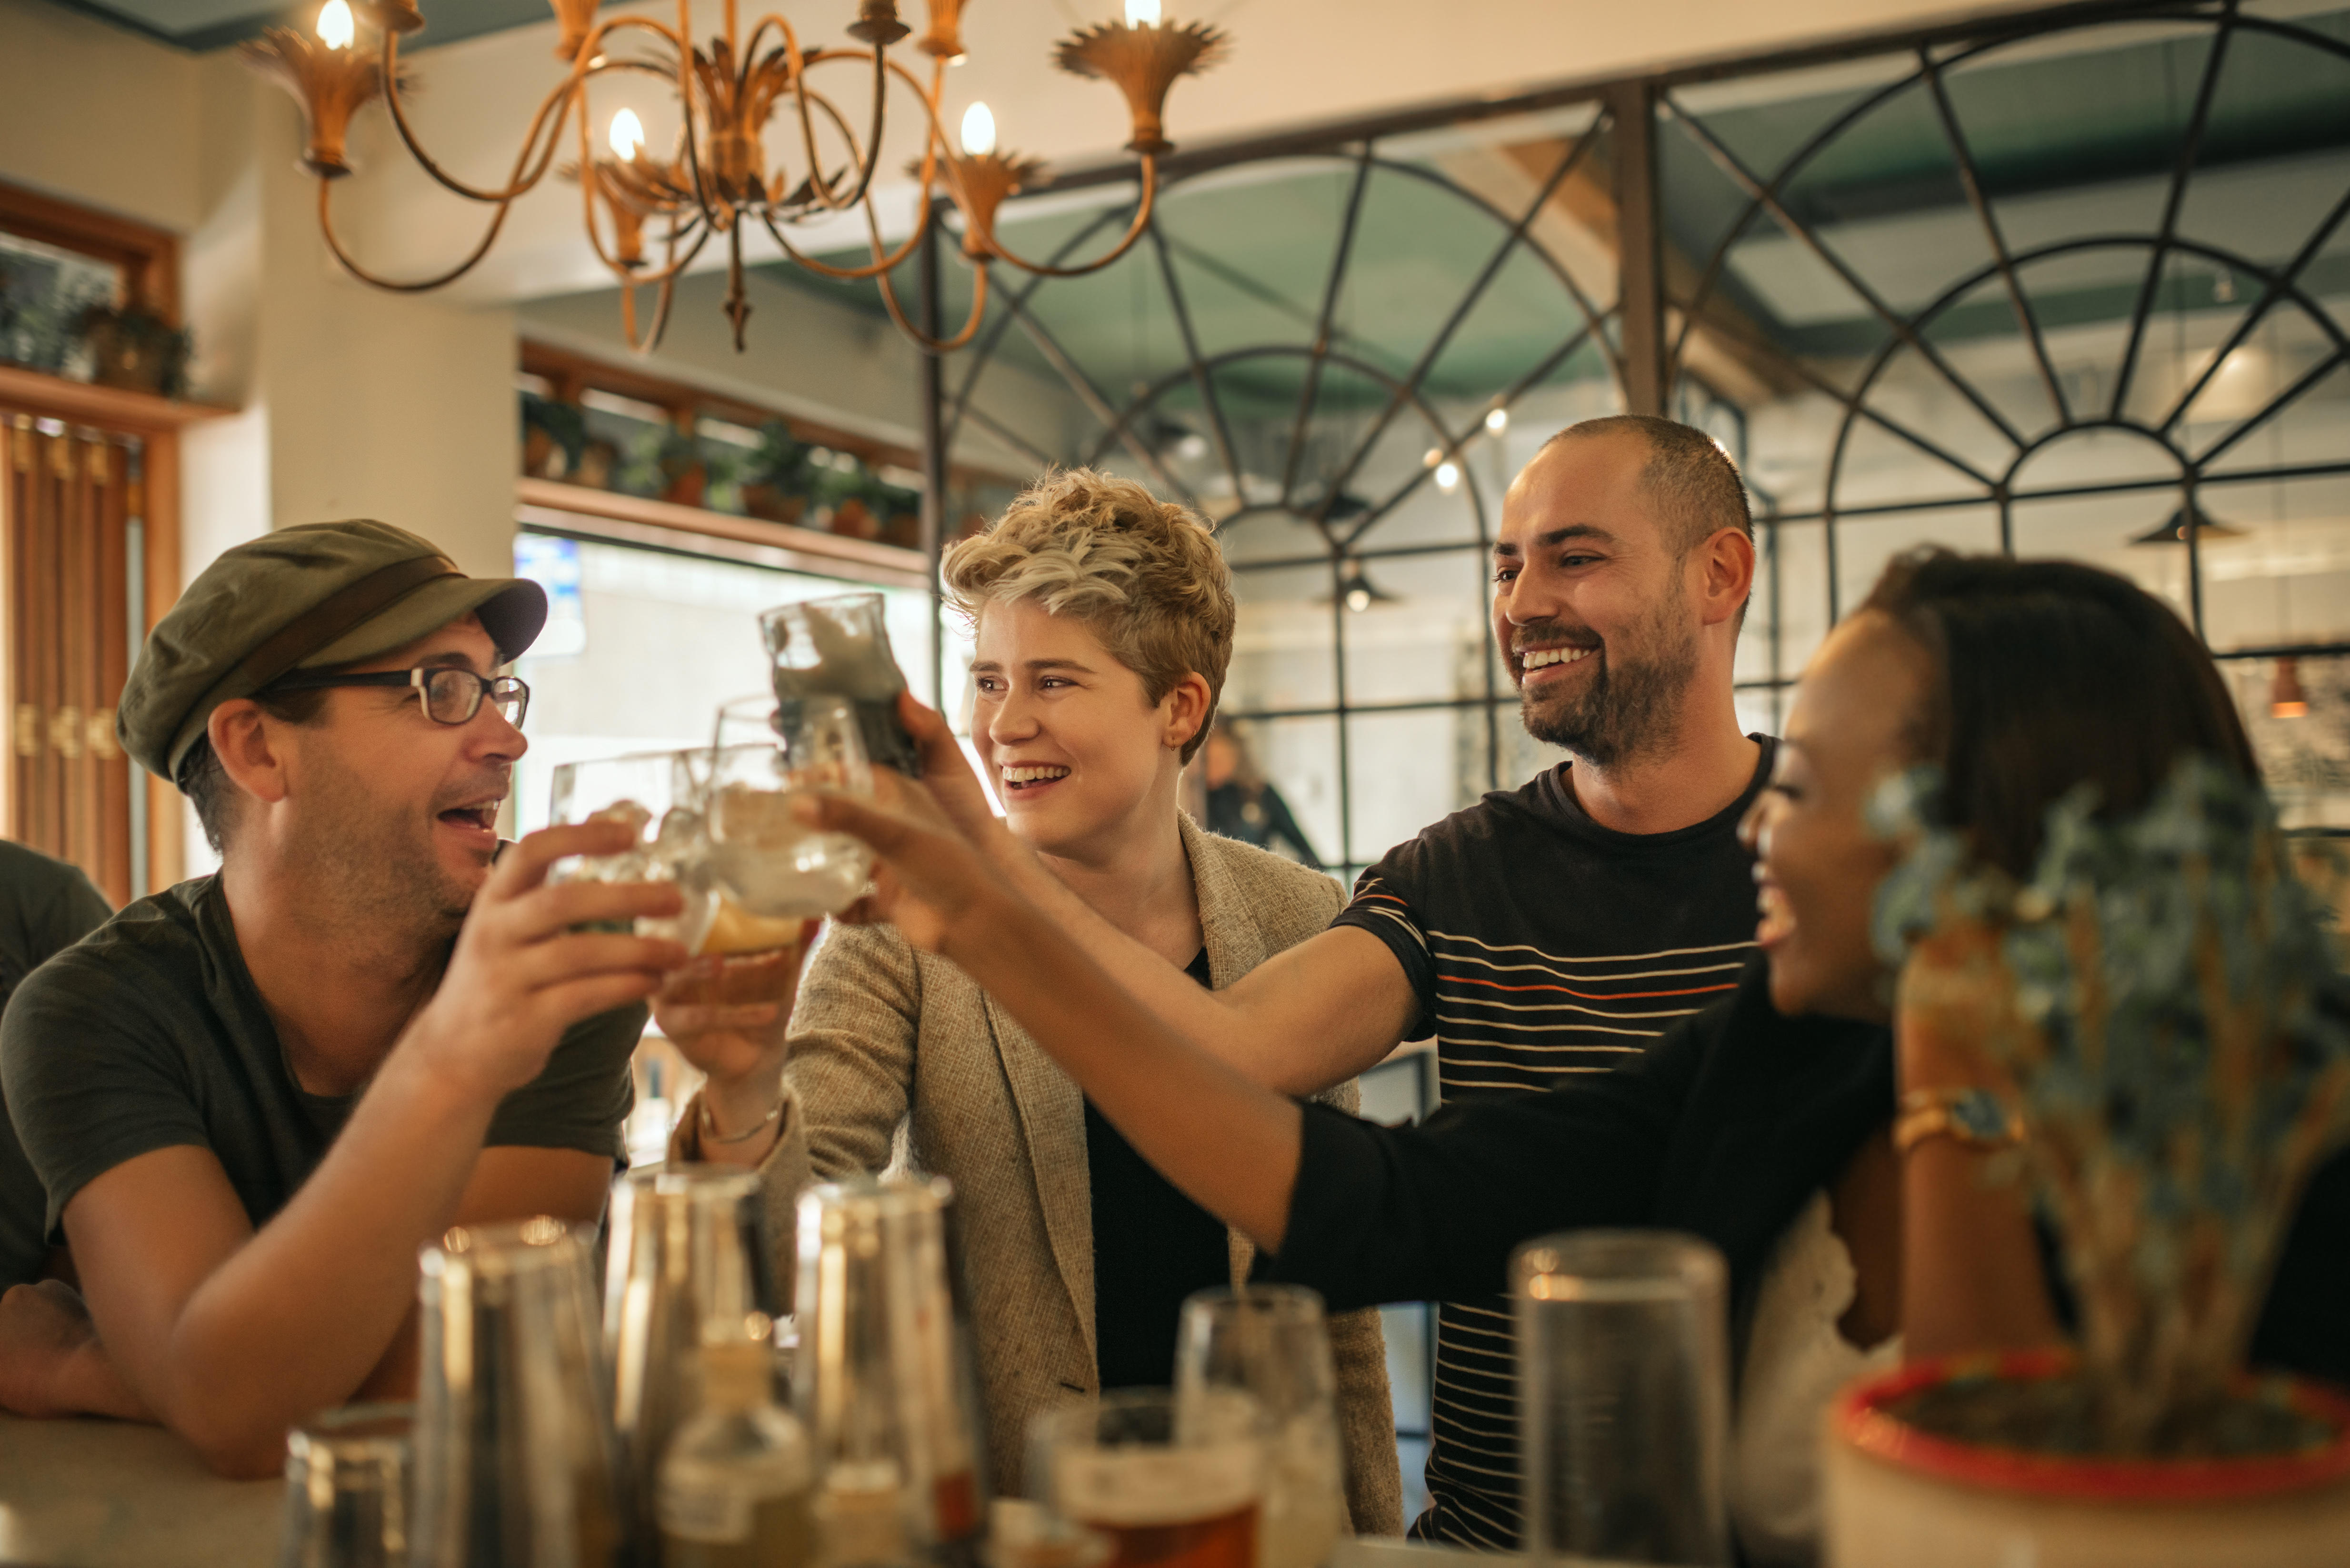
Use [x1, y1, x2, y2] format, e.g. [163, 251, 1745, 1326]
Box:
[609, 108, 646, 162]
[316, 0, 354, 49]
[960, 102, 997, 158]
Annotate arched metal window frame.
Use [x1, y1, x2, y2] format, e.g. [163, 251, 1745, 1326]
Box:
[907, 0, 2350, 866]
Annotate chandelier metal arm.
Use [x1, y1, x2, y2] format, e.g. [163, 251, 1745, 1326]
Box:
[876, 252, 992, 352]
[618, 221, 689, 352]
[752, 76, 940, 280]
[977, 157, 1159, 278]
[374, 20, 633, 207]
[317, 171, 520, 292]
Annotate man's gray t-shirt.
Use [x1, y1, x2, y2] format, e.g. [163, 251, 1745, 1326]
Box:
[0, 841, 115, 1283]
[0, 874, 645, 1253]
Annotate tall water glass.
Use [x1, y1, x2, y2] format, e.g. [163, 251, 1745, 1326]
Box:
[548, 749, 718, 952]
[1175, 1287, 1343, 1568]
[410, 1218, 625, 1568]
[1515, 1230, 1731, 1566]
[760, 592, 920, 776]
[1031, 1390, 1263, 1568]
[605, 1165, 775, 1566]
[279, 1403, 414, 1568]
[795, 1175, 985, 1568]
[704, 696, 874, 921]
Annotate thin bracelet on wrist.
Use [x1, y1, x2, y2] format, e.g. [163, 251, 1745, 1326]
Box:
[1894, 1085, 2025, 1157]
[700, 1090, 786, 1147]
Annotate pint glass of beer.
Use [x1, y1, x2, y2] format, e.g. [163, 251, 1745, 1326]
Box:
[1031, 1390, 1264, 1568]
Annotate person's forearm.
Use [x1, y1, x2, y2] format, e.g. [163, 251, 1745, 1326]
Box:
[1900, 1139, 2063, 1359]
[943, 887, 1304, 1248]
[159, 1047, 498, 1472]
[989, 841, 1392, 1096]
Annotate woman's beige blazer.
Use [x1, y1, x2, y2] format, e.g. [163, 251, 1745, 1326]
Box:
[678, 814, 1403, 1533]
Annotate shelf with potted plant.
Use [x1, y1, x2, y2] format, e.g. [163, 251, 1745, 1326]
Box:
[516, 339, 999, 580]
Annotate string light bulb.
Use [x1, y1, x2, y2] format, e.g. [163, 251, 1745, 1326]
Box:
[607, 108, 646, 161]
[2272, 656, 2310, 719]
[960, 101, 998, 158]
[1125, 0, 1162, 25]
[1485, 407, 1509, 434]
[1435, 461, 1462, 494]
[316, 0, 355, 49]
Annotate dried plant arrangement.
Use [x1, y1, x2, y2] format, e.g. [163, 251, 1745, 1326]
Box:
[1872, 757, 2350, 1455]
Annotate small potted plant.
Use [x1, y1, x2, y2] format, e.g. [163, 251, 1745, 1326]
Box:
[739, 421, 812, 526]
[657, 423, 708, 508]
[1827, 760, 2350, 1567]
[79, 302, 193, 398]
[520, 391, 587, 480]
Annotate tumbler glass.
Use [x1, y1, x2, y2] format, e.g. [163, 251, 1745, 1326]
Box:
[1031, 1390, 1264, 1568]
[1515, 1229, 1731, 1566]
[547, 749, 718, 951]
[760, 592, 920, 776]
[278, 1403, 414, 1568]
[703, 696, 874, 921]
[1175, 1287, 1344, 1568]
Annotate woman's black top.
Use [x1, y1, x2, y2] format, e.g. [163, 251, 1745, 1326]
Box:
[1265, 959, 2350, 1391]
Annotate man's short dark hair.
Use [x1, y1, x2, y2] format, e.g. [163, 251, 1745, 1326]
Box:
[1543, 414, 1754, 557]
[180, 686, 331, 853]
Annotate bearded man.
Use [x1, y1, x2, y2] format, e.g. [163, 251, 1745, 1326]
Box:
[911, 414, 1767, 1547]
[0, 521, 682, 1475]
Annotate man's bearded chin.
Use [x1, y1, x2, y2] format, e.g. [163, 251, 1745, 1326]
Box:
[1518, 605, 1700, 767]
[291, 763, 481, 943]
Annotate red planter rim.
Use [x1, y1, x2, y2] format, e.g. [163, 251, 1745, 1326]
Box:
[1834, 1349, 2350, 1503]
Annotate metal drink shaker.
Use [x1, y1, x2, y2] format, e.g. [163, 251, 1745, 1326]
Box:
[604, 1165, 776, 1564]
[410, 1217, 625, 1568]
[794, 1175, 984, 1568]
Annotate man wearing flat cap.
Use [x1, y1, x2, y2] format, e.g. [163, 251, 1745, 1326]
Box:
[0, 520, 685, 1475]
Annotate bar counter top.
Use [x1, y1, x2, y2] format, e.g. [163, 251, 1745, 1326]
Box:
[0, 1414, 281, 1567]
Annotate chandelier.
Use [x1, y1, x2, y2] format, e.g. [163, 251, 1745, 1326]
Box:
[242, 0, 1229, 352]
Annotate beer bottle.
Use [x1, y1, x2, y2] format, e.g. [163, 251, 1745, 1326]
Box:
[659, 1335, 816, 1568]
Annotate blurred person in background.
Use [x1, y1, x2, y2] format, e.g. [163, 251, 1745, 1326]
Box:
[1201, 719, 1324, 870]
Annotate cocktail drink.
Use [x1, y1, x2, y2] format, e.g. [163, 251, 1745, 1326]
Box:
[547, 750, 718, 951]
[704, 697, 875, 921]
[663, 897, 820, 1011]
[760, 592, 922, 777]
[1176, 1288, 1345, 1568]
[1034, 1391, 1263, 1568]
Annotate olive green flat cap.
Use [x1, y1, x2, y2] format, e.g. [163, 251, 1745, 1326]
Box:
[119, 520, 548, 785]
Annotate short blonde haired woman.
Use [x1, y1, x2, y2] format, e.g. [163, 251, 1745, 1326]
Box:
[656, 469, 1403, 1525]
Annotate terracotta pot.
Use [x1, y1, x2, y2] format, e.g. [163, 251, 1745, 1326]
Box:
[740, 483, 806, 527]
[1824, 1350, 2350, 1568]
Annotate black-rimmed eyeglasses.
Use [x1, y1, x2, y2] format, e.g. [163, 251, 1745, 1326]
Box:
[267, 666, 530, 729]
